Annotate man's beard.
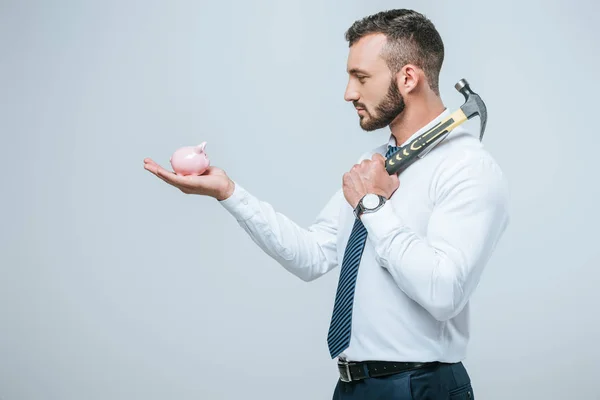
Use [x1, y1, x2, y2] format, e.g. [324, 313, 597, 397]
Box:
[356, 80, 405, 131]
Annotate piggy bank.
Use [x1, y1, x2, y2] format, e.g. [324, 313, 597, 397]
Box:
[170, 142, 210, 176]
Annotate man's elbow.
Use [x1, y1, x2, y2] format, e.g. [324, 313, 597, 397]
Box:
[423, 283, 466, 322]
[280, 261, 331, 283]
[297, 270, 320, 282]
[427, 301, 463, 322]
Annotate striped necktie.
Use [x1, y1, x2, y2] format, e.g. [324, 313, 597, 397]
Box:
[327, 145, 399, 359]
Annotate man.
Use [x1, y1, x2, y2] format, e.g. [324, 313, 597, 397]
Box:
[144, 8, 509, 399]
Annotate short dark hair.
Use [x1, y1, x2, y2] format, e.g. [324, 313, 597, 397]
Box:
[345, 9, 444, 95]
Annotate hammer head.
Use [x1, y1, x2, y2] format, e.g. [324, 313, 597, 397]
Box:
[455, 79, 487, 141]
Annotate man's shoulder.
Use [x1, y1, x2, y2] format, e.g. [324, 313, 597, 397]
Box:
[429, 127, 508, 204]
[435, 126, 504, 176]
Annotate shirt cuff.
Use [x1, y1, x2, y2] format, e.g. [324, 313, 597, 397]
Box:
[217, 181, 259, 221]
[359, 199, 406, 244]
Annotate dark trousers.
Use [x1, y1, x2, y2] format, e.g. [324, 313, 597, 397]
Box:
[332, 361, 474, 400]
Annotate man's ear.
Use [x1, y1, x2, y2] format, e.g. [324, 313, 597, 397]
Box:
[397, 64, 421, 95]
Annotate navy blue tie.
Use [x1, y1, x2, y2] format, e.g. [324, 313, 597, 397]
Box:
[327, 145, 399, 359]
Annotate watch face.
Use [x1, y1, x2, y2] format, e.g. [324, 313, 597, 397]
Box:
[362, 194, 380, 209]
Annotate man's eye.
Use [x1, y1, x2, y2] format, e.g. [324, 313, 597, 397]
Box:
[357, 76, 367, 83]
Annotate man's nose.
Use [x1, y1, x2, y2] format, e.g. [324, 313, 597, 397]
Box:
[344, 87, 359, 102]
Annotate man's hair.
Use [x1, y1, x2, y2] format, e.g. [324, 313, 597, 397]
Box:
[345, 9, 444, 95]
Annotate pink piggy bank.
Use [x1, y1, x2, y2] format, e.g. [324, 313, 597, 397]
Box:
[170, 142, 211, 176]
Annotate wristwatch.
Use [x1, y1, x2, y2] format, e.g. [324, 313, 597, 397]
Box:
[353, 193, 386, 219]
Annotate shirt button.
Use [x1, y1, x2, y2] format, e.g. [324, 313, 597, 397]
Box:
[242, 198, 248, 205]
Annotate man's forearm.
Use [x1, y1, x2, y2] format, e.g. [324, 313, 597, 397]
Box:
[218, 182, 342, 282]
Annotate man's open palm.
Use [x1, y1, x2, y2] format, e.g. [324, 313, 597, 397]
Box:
[143, 158, 234, 200]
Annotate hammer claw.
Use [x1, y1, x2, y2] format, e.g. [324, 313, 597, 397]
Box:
[455, 78, 487, 141]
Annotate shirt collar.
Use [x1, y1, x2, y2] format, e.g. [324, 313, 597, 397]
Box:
[387, 108, 452, 148]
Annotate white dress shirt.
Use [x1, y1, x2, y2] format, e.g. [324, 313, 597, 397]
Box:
[218, 108, 510, 363]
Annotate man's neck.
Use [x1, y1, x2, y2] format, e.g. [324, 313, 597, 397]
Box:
[389, 96, 446, 146]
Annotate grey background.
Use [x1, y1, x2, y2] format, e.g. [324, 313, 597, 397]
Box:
[1, 0, 598, 399]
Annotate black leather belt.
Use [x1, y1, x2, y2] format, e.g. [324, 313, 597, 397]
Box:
[337, 359, 439, 383]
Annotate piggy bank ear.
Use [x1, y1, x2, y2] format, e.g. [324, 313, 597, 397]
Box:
[197, 141, 207, 152]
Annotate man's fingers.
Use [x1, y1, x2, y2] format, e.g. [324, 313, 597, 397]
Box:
[143, 158, 161, 174]
[143, 160, 163, 177]
[144, 159, 190, 188]
[143, 158, 162, 171]
[372, 153, 385, 163]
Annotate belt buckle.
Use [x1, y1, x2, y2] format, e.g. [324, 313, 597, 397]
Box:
[338, 359, 353, 383]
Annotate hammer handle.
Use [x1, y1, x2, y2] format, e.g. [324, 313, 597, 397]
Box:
[385, 108, 468, 175]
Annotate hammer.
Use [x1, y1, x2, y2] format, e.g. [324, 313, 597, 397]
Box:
[385, 78, 487, 175]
